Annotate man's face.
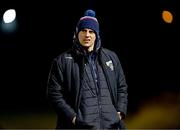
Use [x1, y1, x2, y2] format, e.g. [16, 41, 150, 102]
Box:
[78, 28, 96, 52]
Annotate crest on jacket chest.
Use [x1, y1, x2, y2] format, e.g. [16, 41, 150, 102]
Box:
[106, 60, 114, 71]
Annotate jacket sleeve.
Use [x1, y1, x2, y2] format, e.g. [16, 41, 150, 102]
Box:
[113, 52, 128, 119]
[47, 57, 76, 123]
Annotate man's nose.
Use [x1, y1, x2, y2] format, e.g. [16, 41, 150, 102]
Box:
[85, 31, 90, 37]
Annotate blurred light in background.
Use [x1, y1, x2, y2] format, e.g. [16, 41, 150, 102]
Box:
[3, 9, 16, 23]
[1, 9, 18, 34]
[126, 92, 180, 129]
[162, 10, 173, 23]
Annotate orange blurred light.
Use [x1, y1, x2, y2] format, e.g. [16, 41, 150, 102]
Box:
[162, 10, 173, 23]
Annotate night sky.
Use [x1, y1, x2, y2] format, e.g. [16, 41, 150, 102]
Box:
[0, 0, 179, 128]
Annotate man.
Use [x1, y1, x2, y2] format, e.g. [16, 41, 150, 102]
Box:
[47, 9, 128, 129]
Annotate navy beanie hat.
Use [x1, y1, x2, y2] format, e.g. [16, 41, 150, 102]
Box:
[77, 9, 99, 35]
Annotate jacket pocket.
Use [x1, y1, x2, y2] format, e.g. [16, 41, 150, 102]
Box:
[75, 109, 93, 129]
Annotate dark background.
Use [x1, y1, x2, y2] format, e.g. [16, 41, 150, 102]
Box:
[0, 0, 179, 129]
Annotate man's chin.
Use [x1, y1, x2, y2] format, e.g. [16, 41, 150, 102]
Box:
[82, 44, 90, 48]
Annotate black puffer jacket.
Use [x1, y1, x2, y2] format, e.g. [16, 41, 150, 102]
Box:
[47, 45, 128, 129]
